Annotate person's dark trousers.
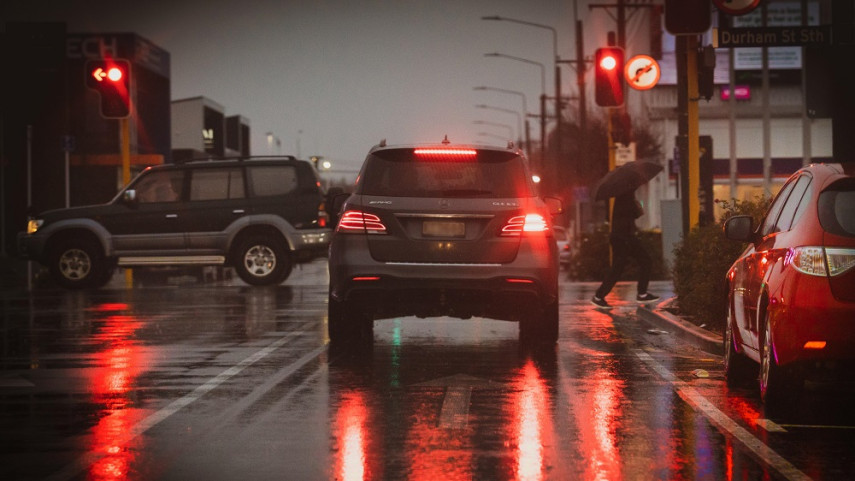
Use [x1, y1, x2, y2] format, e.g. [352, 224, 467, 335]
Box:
[595, 234, 652, 299]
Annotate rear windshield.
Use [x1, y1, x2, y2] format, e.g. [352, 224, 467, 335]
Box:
[818, 179, 855, 237]
[359, 149, 532, 198]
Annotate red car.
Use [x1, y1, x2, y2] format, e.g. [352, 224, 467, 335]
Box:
[723, 163, 855, 406]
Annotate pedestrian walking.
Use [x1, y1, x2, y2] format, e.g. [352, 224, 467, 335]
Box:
[590, 192, 659, 309]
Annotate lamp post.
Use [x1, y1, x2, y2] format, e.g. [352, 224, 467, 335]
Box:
[482, 16, 561, 195]
[472, 120, 513, 141]
[474, 86, 531, 158]
[266, 131, 281, 155]
[475, 105, 522, 147]
[484, 53, 547, 165]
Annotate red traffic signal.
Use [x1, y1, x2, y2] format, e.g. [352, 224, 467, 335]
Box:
[86, 59, 131, 118]
[594, 47, 624, 107]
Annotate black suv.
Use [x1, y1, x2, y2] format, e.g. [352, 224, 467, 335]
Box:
[18, 156, 330, 288]
[328, 139, 562, 344]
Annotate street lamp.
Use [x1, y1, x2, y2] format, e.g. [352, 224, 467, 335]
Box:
[474, 86, 531, 158]
[484, 52, 547, 165]
[475, 104, 521, 146]
[266, 131, 281, 155]
[472, 120, 513, 140]
[482, 15, 562, 194]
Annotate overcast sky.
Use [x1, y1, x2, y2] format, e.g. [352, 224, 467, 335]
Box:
[4, 0, 629, 173]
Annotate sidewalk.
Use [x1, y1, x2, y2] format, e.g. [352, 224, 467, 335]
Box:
[636, 297, 723, 355]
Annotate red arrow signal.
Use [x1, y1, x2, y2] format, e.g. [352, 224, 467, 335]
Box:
[92, 67, 123, 82]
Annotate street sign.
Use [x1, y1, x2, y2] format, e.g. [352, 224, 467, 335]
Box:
[624, 55, 661, 90]
[615, 142, 636, 166]
[714, 26, 833, 48]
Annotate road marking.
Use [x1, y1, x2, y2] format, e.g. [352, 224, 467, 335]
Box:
[414, 373, 498, 430]
[757, 418, 788, 432]
[46, 332, 325, 481]
[634, 350, 812, 481]
[778, 423, 855, 430]
[439, 387, 472, 430]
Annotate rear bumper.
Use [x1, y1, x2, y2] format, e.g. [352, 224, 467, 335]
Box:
[329, 234, 558, 321]
[772, 273, 855, 366]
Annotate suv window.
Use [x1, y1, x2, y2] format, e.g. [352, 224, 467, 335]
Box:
[248, 165, 298, 197]
[190, 168, 245, 201]
[361, 149, 530, 198]
[134, 170, 185, 203]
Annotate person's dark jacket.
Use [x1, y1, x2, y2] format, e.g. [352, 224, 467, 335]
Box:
[610, 193, 643, 238]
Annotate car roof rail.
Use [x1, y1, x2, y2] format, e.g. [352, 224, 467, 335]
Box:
[181, 155, 299, 165]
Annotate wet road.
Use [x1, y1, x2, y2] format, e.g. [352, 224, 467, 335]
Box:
[2, 260, 854, 480]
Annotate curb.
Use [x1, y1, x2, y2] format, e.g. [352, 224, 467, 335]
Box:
[636, 297, 723, 355]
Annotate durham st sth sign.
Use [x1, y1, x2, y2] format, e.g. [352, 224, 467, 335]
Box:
[714, 26, 833, 48]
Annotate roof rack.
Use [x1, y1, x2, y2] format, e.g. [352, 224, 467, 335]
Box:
[179, 155, 298, 164]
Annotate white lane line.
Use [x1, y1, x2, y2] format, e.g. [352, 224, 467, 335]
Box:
[757, 418, 788, 432]
[634, 350, 813, 481]
[46, 333, 326, 481]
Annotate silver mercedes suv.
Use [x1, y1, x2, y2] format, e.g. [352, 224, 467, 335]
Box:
[328, 138, 562, 344]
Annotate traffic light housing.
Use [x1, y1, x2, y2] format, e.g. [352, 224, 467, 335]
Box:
[697, 45, 716, 101]
[86, 59, 131, 118]
[664, 0, 711, 35]
[594, 47, 624, 107]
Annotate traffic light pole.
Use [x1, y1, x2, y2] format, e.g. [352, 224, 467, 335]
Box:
[121, 118, 132, 287]
[676, 35, 701, 235]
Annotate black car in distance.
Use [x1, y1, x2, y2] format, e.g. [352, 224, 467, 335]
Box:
[328, 138, 562, 344]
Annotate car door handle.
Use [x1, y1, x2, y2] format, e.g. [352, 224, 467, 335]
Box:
[232, 209, 245, 214]
[166, 214, 178, 219]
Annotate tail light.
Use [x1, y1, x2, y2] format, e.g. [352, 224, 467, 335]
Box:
[318, 202, 329, 228]
[790, 246, 855, 277]
[337, 210, 387, 234]
[501, 213, 550, 236]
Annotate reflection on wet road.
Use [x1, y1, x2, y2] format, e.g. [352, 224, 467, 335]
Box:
[1, 260, 854, 480]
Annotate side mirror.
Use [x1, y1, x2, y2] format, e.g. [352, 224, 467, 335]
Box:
[724, 215, 754, 243]
[544, 197, 563, 216]
[122, 189, 138, 206]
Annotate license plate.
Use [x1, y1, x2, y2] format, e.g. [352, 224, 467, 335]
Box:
[423, 220, 465, 237]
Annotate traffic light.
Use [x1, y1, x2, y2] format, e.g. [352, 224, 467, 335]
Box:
[86, 59, 131, 118]
[664, 0, 711, 35]
[697, 45, 715, 101]
[594, 47, 624, 107]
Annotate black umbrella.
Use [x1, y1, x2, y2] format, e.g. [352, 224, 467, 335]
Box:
[593, 160, 664, 201]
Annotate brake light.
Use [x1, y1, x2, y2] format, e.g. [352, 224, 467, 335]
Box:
[413, 148, 477, 158]
[318, 202, 329, 228]
[337, 210, 387, 234]
[501, 214, 550, 236]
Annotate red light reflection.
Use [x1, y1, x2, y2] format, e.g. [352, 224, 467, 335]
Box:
[87, 312, 147, 480]
[333, 391, 370, 481]
[507, 360, 559, 481]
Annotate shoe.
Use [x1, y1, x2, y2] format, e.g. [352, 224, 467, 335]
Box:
[591, 296, 613, 309]
[636, 293, 660, 303]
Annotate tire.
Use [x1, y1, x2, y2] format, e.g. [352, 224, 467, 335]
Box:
[328, 295, 373, 344]
[724, 307, 756, 388]
[233, 235, 292, 286]
[48, 237, 107, 289]
[759, 314, 800, 406]
[520, 300, 559, 345]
